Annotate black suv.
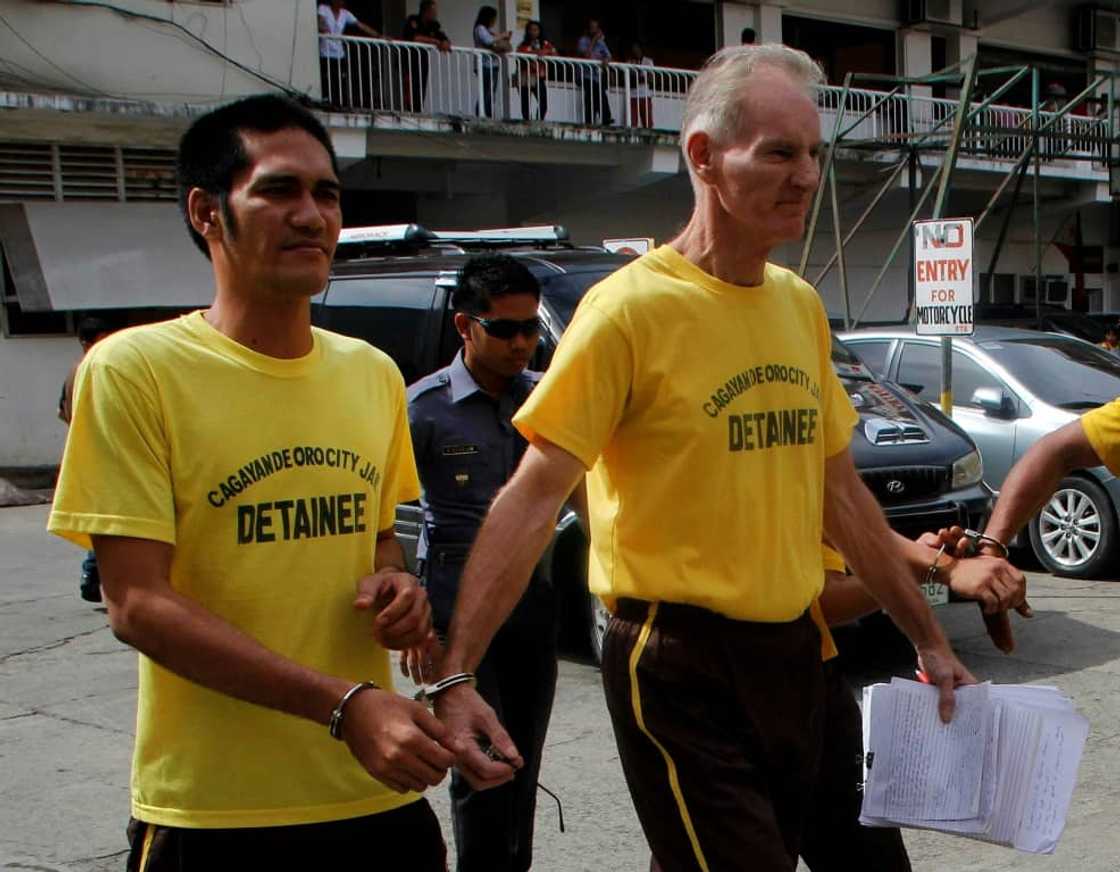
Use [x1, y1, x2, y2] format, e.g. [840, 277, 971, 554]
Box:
[318, 224, 993, 659]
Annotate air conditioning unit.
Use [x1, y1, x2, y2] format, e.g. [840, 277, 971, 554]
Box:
[902, 0, 960, 26]
[1076, 6, 1120, 55]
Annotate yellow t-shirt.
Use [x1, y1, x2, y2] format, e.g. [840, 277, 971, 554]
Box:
[1081, 398, 1120, 475]
[515, 245, 858, 622]
[48, 311, 421, 829]
[813, 544, 846, 662]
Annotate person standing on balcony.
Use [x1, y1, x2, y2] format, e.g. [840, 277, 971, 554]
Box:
[472, 6, 512, 120]
[517, 20, 555, 121]
[625, 41, 655, 128]
[318, 1, 382, 107]
[1040, 82, 1068, 159]
[407, 254, 563, 872]
[577, 17, 614, 126]
[429, 44, 979, 871]
[401, 0, 451, 113]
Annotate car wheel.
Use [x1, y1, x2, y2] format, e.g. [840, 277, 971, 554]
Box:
[588, 591, 610, 664]
[1029, 476, 1117, 579]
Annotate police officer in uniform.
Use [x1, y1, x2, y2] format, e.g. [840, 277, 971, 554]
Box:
[407, 254, 559, 872]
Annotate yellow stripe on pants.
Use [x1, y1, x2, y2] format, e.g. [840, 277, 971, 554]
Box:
[628, 602, 711, 872]
[137, 822, 156, 872]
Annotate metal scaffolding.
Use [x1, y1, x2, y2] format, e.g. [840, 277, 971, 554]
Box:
[800, 57, 1120, 337]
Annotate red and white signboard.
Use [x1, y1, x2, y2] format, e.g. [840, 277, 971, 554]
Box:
[913, 218, 975, 336]
[603, 237, 654, 256]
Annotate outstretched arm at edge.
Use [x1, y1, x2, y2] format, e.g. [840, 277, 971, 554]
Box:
[983, 419, 1102, 549]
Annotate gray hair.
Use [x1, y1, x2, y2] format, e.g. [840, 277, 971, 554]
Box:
[681, 44, 824, 153]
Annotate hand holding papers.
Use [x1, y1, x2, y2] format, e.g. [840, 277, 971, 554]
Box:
[860, 678, 1088, 854]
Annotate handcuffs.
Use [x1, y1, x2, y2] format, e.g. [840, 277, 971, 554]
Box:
[412, 673, 511, 764]
[961, 528, 1010, 559]
[924, 530, 1010, 586]
[924, 544, 949, 586]
[413, 671, 476, 706]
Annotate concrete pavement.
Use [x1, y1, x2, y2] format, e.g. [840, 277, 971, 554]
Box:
[2, 502, 1119, 870]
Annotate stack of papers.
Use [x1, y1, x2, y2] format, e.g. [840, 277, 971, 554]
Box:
[860, 678, 1088, 854]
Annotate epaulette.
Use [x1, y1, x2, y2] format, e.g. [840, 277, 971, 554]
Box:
[406, 369, 451, 403]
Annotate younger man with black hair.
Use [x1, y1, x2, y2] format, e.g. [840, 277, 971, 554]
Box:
[407, 254, 559, 872]
[48, 95, 491, 868]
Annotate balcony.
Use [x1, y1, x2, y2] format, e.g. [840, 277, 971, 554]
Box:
[321, 35, 1110, 179]
[817, 86, 1110, 179]
[318, 35, 692, 134]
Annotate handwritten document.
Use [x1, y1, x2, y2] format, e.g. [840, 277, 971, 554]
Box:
[860, 679, 1088, 854]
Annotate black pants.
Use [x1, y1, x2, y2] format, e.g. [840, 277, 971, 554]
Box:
[800, 661, 911, 872]
[477, 63, 498, 118]
[581, 73, 612, 125]
[603, 599, 823, 872]
[430, 560, 559, 872]
[126, 799, 446, 871]
[520, 80, 548, 120]
[404, 55, 430, 112]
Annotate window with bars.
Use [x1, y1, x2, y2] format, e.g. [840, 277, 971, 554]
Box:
[979, 272, 1015, 304]
[0, 142, 177, 203]
[1020, 275, 1070, 306]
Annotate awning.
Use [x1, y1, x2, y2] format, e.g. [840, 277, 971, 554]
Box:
[0, 202, 212, 311]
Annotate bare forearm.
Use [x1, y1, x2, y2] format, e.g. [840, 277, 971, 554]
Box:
[818, 570, 879, 625]
[375, 532, 407, 573]
[820, 534, 948, 624]
[986, 421, 1100, 545]
[109, 586, 349, 726]
[825, 463, 945, 649]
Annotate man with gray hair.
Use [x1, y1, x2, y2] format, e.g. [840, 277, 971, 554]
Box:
[431, 45, 982, 870]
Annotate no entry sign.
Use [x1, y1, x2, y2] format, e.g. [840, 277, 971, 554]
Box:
[913, 218, 975, 336]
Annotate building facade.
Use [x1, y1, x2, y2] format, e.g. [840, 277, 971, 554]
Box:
[0, 0, 1116, 467]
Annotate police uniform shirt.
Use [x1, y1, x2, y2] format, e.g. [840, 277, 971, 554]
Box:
[407, 350, 542, 553]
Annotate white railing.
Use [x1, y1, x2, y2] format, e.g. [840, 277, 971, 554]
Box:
[319, 36, 1110, 165]
[318, 35, 692, 130]
[817, 85, 1110, 165]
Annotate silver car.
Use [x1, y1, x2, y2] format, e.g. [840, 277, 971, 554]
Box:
[839, 326, 1120, 578]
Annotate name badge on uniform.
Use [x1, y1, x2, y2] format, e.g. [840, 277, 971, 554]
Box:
[441, 444, 479, 457]
[455, 472, 470, 486]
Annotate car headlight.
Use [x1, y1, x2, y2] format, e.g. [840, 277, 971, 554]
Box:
[952, 449, 983, 489]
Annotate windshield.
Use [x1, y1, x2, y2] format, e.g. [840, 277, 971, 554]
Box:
[831, 334, 873, 380]
[539, 269, 615, 324]
[1046, 313, 1106, 344]
[979, 336, 1120, 409]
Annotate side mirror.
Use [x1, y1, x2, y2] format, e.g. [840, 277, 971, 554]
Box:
[972, 387, 1015, 418]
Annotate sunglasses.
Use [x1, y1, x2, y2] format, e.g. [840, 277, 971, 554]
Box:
[467, 314, 543, 340]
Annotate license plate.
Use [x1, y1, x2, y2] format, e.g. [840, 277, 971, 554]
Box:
[920, 581, 949, 607]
